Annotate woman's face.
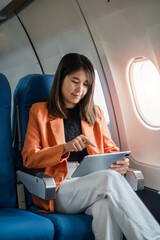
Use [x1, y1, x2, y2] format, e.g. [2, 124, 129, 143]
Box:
[61, 69, 89, 108]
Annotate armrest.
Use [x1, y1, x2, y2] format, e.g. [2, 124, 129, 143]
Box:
[16, 170, 56, 200]
[125, 169, 144, 191]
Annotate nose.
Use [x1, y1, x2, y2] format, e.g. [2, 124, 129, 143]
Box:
[76, 83, 83, 93]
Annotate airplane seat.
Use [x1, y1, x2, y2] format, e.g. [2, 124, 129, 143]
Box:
[0, 73, 55, 240]
[12, 74, 94, 240]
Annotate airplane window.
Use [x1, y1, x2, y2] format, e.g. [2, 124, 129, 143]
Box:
[94, 70, 110, 124]
[129, 57, 160, 127]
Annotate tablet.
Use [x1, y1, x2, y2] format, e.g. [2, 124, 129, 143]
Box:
[71, 151, 131, 178]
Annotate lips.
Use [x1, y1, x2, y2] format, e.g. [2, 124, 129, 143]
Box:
[72, 93, 81, 98]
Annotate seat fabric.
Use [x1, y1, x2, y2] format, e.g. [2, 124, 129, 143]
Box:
[13, 74, 94, 240]
[0, 73, 16, 208]
[13, 74, 54, 148]
[31, 206, 94, 240]
[0, 73, 54, 240]
[0, 208, 54, 240]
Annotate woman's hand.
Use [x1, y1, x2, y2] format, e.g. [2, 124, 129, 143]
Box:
[63, 134, 96, 154]
[109, 158, 130, 175]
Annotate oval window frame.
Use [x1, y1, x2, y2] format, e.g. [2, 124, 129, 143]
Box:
[128, 57, 160, 128]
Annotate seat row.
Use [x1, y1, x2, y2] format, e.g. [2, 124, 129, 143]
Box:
[0, 73, 94, 240]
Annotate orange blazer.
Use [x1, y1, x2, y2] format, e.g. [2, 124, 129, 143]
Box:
[22, 102, 119, 212]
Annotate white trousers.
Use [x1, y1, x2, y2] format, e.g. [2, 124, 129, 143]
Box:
[54, 170, 160, 240]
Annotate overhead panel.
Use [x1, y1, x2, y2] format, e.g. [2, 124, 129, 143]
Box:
[0, 0, 29, 21]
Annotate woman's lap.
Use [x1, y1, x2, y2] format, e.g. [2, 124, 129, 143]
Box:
[54, 169, 125, 213]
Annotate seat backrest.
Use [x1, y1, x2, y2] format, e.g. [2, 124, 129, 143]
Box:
[13, 74, 54, 163]
[0, 73, 16, 207]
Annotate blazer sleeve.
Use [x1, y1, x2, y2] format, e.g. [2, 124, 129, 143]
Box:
[22, 105, 68, 169]
[97, 106, 119, 153]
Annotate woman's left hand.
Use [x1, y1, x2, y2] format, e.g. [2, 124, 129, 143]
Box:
[109, 158, 130, 176]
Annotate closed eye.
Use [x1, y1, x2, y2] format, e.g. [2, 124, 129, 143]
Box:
[72, 80, 79, 84]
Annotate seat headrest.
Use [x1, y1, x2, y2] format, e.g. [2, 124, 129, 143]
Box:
[14, 74, 54, 106]
[0, 73, 11, 107]
[13, 74, 54, 149]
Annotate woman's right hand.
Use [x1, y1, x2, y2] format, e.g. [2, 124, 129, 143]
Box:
[63, 134, 96, 154]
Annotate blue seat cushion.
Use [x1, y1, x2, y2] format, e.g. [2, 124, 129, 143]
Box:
[0, 208, 54, 240]
[30, 206, 94, 240]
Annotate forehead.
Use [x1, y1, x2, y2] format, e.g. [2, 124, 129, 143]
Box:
[70, 69, 89, 81]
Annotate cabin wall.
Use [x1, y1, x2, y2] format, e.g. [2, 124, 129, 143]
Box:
[77, 0, 160, 190]
[0, 15, 42, 95]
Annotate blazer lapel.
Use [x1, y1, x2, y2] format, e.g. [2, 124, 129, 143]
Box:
[49, 118, 65, 145]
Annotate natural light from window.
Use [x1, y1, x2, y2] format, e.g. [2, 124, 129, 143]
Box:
[129, 57, 160, 127]
[94, 70, 110, 124]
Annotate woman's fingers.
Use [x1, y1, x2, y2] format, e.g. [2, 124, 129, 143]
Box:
[64, 134, 96, 153]
[73, 135, 96, 151]
[109, 158, 130, 175]
[110, 158, 130, 168]
[116, 158, 130, 165]
[80, 135, 96, 148]
[71, 138, 86, 152]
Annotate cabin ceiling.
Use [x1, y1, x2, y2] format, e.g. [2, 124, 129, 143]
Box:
[0, 0, 32, 21]
[0, 0, 13, 10]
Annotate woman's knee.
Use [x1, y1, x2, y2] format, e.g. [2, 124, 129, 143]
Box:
[100, 169, 123, 181]
[94, 170, 126, 189]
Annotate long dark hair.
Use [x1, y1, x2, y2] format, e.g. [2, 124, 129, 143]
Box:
[47, 53, 97, 125]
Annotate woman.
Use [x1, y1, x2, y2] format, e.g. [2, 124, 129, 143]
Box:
[22, 53, 160, 240]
